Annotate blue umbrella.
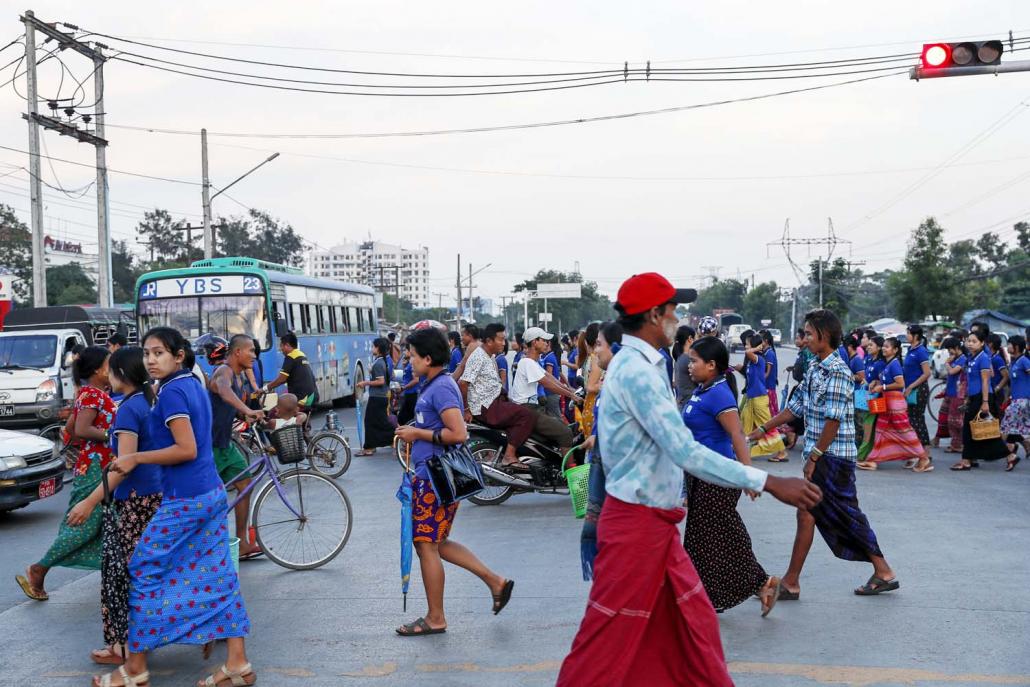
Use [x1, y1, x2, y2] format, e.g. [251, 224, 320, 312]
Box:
[355, 392, 365, 449]
[396, 444, 414, 611]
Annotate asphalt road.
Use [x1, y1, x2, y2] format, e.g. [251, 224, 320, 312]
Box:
[2, 350, 1029, 686]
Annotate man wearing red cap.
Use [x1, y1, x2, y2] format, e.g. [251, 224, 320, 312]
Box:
[556, 273, 822, 687]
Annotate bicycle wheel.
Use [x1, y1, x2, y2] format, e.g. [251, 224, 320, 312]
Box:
[251, 468, 353, 570]
[40, 423, 77, 484]
[305, 431, 352, 478]
[927, 380, 946, 423]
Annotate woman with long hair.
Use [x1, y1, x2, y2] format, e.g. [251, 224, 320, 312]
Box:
[902, 325, 933, 467]
[857, 336, 886, 461]
[952, 329, 1011, 470]
[357, 337, 396, 456]
[394, 327, 513, 636]
[1001, 335, 1030, 471]
[95, 327, 255, 687]
[682, 337, 781, 616]
[579, 321, 622, 581]
[859, 337, 931, 471]
[17, 346, 114, 602]
[740, 334, 787, 462]
[673, 325, 697, 409]
[941, 337, 967, 454]
[65, 347, 162, 667]
[577, 323, 602, 435]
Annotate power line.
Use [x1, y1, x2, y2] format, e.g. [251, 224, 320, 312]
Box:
[103, 70, 907, 141]
[0, 143, 201, 185]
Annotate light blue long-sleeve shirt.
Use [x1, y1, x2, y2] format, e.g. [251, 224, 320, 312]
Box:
[598, 335, 768, 509]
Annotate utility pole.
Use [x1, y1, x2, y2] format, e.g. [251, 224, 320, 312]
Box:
[455, 254, 462, 326]
[21, 13, 114, 306]
[201, 128, 213, 259]
[22, 12, 45, 307]
[93, 45, 112, 306]
[499, 296, 513, 331]
[468, 262, 473, 320]
[767, 217, 851, 286]
[790, 288, 797, 342]
[818, 258, 824, 309]
[174, 223, 204, 263]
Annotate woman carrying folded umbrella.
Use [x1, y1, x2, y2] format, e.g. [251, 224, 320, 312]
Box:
[393, 326, 513, 636]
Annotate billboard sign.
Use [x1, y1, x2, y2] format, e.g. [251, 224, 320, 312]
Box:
[535, 283, 581, 299]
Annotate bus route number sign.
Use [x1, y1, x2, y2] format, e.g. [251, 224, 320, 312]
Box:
[139, 275, 263, 300]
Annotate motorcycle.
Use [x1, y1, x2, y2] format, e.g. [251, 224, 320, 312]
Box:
[462, 418, 587, 506]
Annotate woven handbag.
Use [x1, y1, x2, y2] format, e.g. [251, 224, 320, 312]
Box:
[969, 413, 1002, 441]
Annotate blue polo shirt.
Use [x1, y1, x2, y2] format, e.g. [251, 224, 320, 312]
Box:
[681, 378, 737, 460]
[495, 354, 509, 394]
[659, 347, 675, 386]
[903, 343, 930, 387]
[1011, 355, 1030, 399]
[111, 391, 162, 500]
[567, 347, 578, 387]
[745, 357, 767, 399]
[150, 368, 222, 499]
[946, 354, 967, 397]
[764, 348, 779, 390]
[880, 358, 903, 386]
[991, 353, 1007, 389]
[966, 350, 993, 397]
[409, 372, 463, 480]
[448, 347, 463, 374]
[401, 362, 418, 396]
[865, 357, 885, 388]
[540, 351, 560, 397]
[848, 353, 865, 389]
[836, 344, 848, 361]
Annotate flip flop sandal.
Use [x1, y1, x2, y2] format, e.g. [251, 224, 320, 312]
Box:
[760, 577, 781, 618]
[396, 617, 446, 636]
[492, 579, 515, 615]
[15, 574, 48, 601]
[1006, 455, 1021, 472]
[950, 463, 972, 471]
[95, 666, 150, 687]
[776, 587, 800, 601]
[91, 646, 126, 666]
[199, 662, 256, 686]
[855, 575, 900, 596]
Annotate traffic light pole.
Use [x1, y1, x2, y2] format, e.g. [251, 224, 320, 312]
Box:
[911, 60, 1030, 80]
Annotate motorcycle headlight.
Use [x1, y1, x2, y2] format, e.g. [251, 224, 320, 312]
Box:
[35, 378, 57, 403]
[0, 456, 27, 470]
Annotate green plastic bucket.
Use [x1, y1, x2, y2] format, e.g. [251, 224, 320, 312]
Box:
[561, 446, 590, 519]
[229, 537, 240, 572]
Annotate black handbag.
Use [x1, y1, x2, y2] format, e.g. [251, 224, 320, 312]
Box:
[425, 442, 487, 506]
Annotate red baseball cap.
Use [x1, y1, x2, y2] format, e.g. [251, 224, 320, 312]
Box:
[616, 272, 697, 315]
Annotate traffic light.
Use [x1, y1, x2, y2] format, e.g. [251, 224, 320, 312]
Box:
[920, 40, 1003, 69]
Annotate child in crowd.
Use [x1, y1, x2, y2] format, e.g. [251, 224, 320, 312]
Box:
[266, 392, 308, 431]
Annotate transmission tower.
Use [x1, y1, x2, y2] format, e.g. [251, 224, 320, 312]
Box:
[766, 218, 852, 286]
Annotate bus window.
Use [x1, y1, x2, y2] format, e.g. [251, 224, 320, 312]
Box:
[347, 307, 358, 333]
[328, 306, 337, 333]
[316, 306, 327, 333]
[271, 300, 285, 333]
[300, 305, 311, 333]
[288, 303, 300, 332]
[357, 308, 366, 332]
[333, 306, 345, 332]
[201, 295, 271, 350]
[367, 308, 375, 332]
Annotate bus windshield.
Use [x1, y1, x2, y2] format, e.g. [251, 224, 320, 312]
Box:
[138, 295, 270, 349]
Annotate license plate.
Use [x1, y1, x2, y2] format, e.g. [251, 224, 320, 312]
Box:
[0, 405, 13, 416]
[38, 477, 57, 499]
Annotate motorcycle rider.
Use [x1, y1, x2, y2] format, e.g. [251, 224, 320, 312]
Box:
[458, 323, 536, 470]
[509, 327, 579, 459]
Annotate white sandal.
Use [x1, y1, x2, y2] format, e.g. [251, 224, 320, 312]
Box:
[96, 665, 150, 687]
[199, 663, 257, 687]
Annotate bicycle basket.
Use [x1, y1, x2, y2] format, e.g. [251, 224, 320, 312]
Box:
[269, 425, 307, 464]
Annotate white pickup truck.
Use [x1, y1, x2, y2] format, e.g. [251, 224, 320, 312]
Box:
[0, 328, 85, 431]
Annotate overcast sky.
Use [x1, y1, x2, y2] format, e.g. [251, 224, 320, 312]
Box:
[2, 1, 1029, 307]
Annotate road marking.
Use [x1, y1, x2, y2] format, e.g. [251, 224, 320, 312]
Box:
[727, 662, 1030, 685]
[266, 667, 317, 677]
[417, 661, 561, 674]
[340, 662, 398, 677]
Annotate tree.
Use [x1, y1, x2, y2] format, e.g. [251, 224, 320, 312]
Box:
[511, 270, 612, 331]
[998, 222, 1030, 318]
[215, 210, 305, 266]
[691, 279, 746, 317]
[741, 281, 781, 326]
[887, 217, 958, 321]
[809, 258, 853, 323]
[136, 209, 190, 266]
[112, 240, 144, 304]
[47, 263, 97, 306]
[0, 203, 33, 304]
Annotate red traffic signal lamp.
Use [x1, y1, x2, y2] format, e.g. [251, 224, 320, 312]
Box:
[920, 40, 1003, 69]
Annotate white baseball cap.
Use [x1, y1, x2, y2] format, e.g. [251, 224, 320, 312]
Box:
[523, 326, 554, 343]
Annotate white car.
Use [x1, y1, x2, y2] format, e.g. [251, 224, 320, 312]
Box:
[768, 328, 783, 345]
[0, 429, 65, 512]
[726, 324, 754, 352]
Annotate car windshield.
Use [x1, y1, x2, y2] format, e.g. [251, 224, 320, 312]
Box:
[138, 296, 270, 349]
[0, 335, 57, 369]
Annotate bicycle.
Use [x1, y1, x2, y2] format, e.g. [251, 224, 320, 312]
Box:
[226, 425, 353, 570]
[233, 416, 352, 479]
[927, 379, 946, 423]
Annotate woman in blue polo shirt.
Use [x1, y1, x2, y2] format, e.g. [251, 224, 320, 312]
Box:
[940, 337, 967, 454]
[857, 336, 887, 461]
[859, 337, 931, 472]
[682, 337, 780, 617]
[953, 329, 1010, 470]
[740, 334, 787, 462]
[96, 327, 255, 687]
[988, 334, 1011, 405]
[1001, 335, 1029, 471]
[902, 325, 933, 457]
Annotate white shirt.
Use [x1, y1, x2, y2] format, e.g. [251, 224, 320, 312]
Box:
[510, 355, 546, 405]
[459, 346, 502, 415]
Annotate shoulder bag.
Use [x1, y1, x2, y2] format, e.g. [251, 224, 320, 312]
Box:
[419, 372, 486, 505]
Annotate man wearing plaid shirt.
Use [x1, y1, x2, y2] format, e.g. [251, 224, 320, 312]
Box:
[750, 309, 901, 599]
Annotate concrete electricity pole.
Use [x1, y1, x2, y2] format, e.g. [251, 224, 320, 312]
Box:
[21, 12, 45, 307]
[201, 128, 213, 259]
[93, 45, 112, 306]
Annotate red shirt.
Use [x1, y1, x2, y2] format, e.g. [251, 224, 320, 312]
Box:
[72, 385, 116, 476]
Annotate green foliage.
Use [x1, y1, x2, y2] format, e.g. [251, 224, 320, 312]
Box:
[135, 209, 194, 265]
[215, 210, 305, 267]
[112, 240, 145, 304]
[509, 270, 612, 331]
[691, 279, 747, 317]
[741, 281, 781, 326]
[47, 263, 97, 306]
[0, 204, 33, 304]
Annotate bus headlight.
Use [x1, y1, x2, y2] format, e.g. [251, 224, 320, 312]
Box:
[35, 378, 57, 403]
